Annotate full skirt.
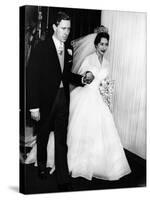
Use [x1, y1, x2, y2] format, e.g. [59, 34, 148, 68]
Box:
[67, 85, 131, 180]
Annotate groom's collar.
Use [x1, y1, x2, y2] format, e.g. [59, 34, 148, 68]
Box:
[52, 35, 64, 50]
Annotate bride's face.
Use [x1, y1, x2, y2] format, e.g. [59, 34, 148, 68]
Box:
[96, 37, 109, 56]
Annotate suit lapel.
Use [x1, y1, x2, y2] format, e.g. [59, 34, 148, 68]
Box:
[47, 38, 62, 74]
[48, 38, 70, 74]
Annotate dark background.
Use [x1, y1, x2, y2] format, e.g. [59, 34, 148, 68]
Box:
[25, 5, 101, 42]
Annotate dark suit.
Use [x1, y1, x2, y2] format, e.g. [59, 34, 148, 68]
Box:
[26, 37, 83, 184]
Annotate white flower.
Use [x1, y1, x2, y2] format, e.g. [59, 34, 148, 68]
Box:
[99, 78, 115, 110]
[67, 49, 72, 56]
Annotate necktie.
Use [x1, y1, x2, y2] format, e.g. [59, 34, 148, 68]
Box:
[58, 42, 64, 55]
[57, 42, 64, 88]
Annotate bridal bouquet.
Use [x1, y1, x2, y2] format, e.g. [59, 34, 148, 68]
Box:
[99, 77, 115, 110]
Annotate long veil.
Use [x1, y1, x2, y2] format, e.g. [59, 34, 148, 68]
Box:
[71, 33, 97, 74]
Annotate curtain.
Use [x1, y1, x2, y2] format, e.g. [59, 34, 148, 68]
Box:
[101, 10, 146, 159]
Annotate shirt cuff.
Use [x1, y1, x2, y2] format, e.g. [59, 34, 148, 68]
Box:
[81, 76, 86, 85]
[30, 108, 39, 112]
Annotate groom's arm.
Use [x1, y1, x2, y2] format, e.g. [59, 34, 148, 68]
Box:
[26, 43, 42, 110]
[68, 72, 84, 86]
[68, 71, 94, 86]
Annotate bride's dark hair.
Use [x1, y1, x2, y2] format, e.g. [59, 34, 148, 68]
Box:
[94, 32, 110, 47]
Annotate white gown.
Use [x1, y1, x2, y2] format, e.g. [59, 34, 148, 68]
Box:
[25, 52, 131, 181]
[67, 52, 131, 180]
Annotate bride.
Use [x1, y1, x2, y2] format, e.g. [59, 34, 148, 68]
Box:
[25, 26, 131, 180]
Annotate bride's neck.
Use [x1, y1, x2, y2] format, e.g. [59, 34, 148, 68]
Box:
[96, 51, 103, 64]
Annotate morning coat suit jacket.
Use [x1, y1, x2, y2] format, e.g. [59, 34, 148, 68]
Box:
[26, 37, 83, 121]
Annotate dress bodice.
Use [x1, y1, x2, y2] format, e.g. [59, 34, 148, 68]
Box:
[78, 52, 109, 90]
[87, 67, 109, 89]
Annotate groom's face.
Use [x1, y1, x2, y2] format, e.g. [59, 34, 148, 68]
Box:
[53, 19, 71, 43]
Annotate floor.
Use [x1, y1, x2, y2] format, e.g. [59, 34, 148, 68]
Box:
[20, 149, 146, 194]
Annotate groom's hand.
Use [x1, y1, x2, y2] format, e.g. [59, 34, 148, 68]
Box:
[30, 110, 40, 121]
[83, 71, 94, 84]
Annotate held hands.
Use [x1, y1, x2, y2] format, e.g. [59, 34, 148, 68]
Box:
[82, 71, 95, 84]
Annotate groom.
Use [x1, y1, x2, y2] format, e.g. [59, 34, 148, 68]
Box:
[27, 11, 94, 191]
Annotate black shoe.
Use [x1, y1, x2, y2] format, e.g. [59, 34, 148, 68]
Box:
[58, 183, 73, 192]
[38, 168, 48, 180]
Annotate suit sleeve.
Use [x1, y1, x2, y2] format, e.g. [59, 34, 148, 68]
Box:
[68, 71, 84, 86]
[26, 44, 42, 109]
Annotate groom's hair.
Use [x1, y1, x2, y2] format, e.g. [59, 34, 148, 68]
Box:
[54, 11, 71, 26]
[94, 32, 110, 47]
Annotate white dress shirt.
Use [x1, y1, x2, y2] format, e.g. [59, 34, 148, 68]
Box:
[52, 35, 64, 56]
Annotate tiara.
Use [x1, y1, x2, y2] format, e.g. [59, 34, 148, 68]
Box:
[94, 25, 109, 34]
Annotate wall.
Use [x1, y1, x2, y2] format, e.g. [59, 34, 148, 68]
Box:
[101, 10, 146, 159]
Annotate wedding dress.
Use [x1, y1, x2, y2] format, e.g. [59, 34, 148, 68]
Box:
[67, 52, 131, 180]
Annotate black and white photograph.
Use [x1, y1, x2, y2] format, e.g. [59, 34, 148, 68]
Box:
[19, 4, 146, 194]
[1, 0, 149, 199]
